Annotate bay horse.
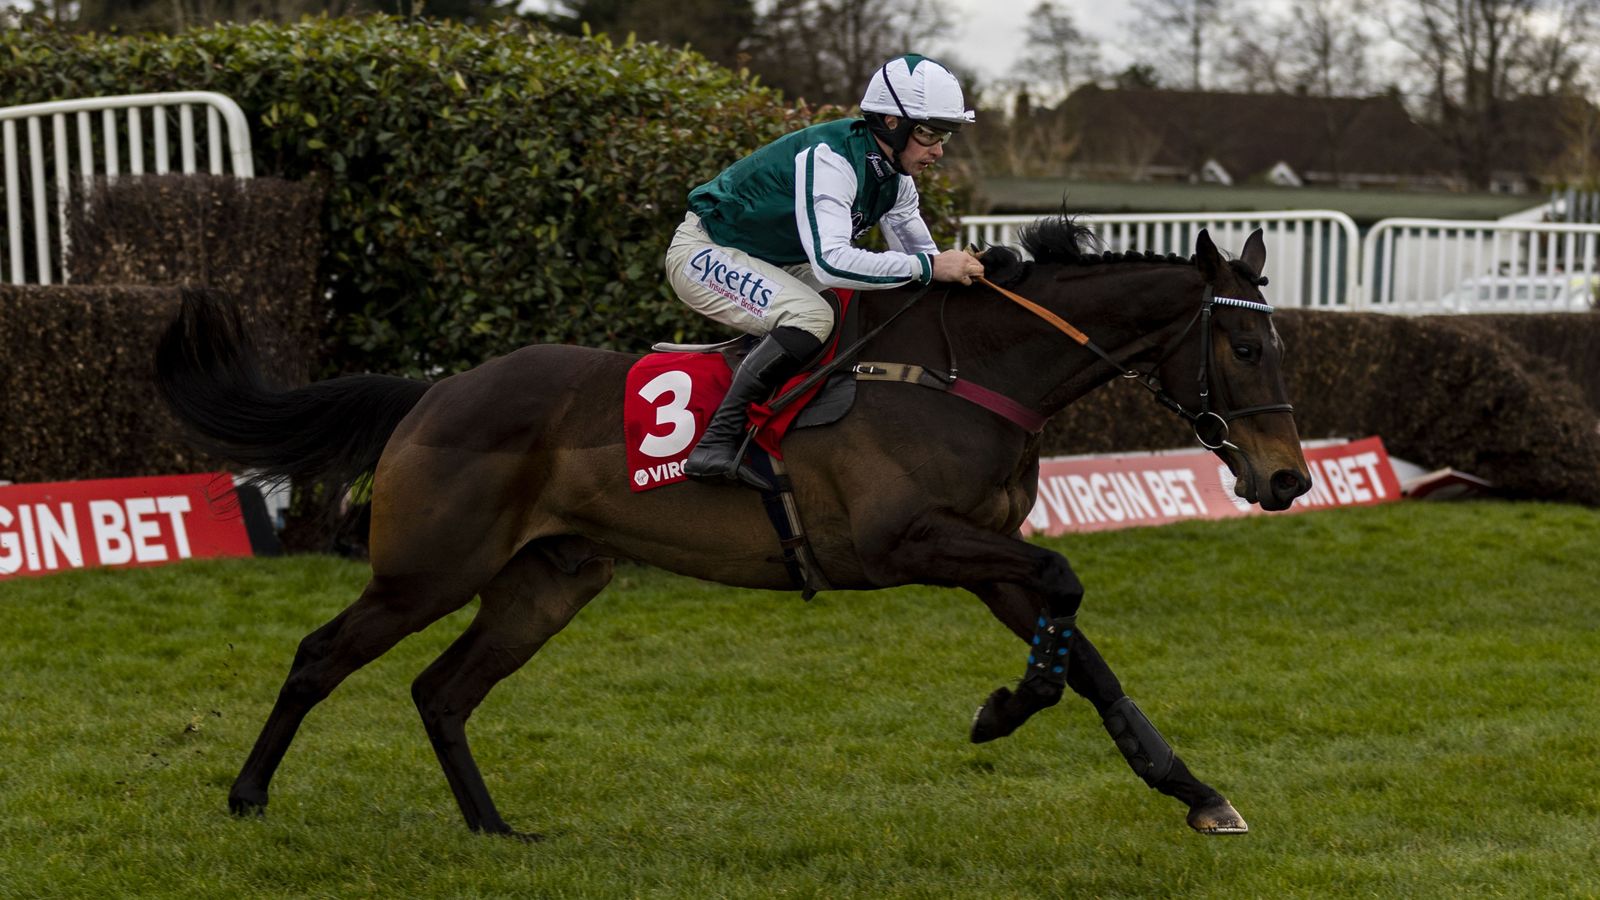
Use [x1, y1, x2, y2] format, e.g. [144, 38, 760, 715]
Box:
[155, 216, 1311, 839]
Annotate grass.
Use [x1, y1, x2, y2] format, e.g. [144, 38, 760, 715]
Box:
[1, 500, 1598, 898]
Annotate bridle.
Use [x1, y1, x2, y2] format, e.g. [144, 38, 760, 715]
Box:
[974, 276, 1294, 451]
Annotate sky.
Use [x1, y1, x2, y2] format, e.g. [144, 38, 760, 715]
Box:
[938, 0, 1134, 90]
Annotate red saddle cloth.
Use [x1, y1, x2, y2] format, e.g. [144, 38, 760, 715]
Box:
[623, 291, 852, 492]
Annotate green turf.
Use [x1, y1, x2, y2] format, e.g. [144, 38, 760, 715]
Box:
[2, 501, 1598, 898]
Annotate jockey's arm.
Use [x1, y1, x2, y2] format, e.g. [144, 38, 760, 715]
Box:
[881, 179, 983, 285]
[880, 177, 938, 257]
[793, 144, 933, 290]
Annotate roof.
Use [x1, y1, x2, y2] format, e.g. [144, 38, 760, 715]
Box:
[1493, 95, 1600, 178]
[1049, 86, 1453, 183]
[974, 178, 1541, 225]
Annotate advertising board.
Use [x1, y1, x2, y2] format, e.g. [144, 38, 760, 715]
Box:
[0, 473, 256, 579]
[1023, 436, 1401, 536]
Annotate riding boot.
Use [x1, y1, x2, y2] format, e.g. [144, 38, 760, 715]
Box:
[685, 325, 821, 491]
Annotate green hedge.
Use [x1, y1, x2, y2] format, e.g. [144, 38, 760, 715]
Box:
[1041, 311, 1600, 505]
[0, 15, 968, 376]
[0, 175, 325, 485]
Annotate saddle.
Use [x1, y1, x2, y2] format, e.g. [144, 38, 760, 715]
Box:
[626, 290, 861, 597]
[647, 289, 861, 449]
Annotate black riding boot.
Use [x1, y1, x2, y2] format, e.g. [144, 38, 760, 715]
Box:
[684, 326, 821, 491]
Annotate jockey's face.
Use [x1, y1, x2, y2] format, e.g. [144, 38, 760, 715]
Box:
[881, 115, 945, 176]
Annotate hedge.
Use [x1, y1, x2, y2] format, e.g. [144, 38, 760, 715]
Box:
[0, 175, 324, 485]
[69, 174, 325, 384]
[1041, 310, 1600, 505]
[0, 285, 195, 483]
[0, 14, 969, 377]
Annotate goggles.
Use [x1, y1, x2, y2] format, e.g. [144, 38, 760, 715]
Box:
[909, 124, 954, 147]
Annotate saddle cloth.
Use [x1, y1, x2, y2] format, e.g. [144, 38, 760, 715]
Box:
[624, 291, 855, 493]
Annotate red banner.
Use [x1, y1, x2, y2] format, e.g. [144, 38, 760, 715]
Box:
[0, 473, 254, 579]
[1022, 436, 1402, 536]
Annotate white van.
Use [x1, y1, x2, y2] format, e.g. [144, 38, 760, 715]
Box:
[1437, 273, 1600, 311]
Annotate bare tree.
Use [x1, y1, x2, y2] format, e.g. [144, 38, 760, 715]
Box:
[1510, 0, 1598, 94]
[1131, 0, 1226, 90]
[748, 0, 953, 107]
[1013, 1, 1102, 104]
[1390, 0, 1600, 188]
[1220, 0, 1376, 95]
[23, 0, 514, 32]
[544, 0, 756, 67]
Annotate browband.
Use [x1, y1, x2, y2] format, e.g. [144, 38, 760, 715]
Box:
[1212, 296, 1275, 314]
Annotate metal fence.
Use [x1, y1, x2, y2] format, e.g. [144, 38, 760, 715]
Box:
[961, 211, 1600, 313]
[959, 210, 1362, 310]
[1549, 188, 1600, 224]
[1, 92, 254, 286]
[1360, 218, 1600, 313]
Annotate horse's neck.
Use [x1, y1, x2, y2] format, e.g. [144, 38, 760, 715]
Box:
[911, 264, 1201, 417]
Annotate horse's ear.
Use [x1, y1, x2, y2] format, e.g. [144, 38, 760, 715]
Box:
[1194, 229, 1223, 281]
[1240, 228, 1267, 278]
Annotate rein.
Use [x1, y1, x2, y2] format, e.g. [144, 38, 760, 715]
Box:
[973, 275, 1293, 450]
[759, 268, 1293, 450]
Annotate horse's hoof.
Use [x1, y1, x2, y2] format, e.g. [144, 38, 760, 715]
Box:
[1187, 798, 1249, 835]
[477, 824, 544, 843]
[228, 792, 267, 818]
[969, 687, 1016, 744]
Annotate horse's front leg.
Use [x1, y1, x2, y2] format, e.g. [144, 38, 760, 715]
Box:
[974, 581, 1248, 834]
[874, 513, 1245, 834]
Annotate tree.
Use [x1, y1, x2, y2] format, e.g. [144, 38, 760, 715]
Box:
[1113, 62, 1162, 90]
[542, 0, 756, 68]
[746, 0, 953, 107]
[18, 0, 516, 33]
[1130, 0, 1225, 90]
[1218, 0, 1375, 95]
[1390, 0, 1600, 188]
[1013, 1, 1101, 104]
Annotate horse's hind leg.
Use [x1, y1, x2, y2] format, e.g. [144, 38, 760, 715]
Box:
[410, 536, 613, 838]
[973, 581, 1248, 835]
[229, 573, 478, 816]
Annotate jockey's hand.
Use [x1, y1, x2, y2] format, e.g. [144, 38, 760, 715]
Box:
[932, 249, 985, 285]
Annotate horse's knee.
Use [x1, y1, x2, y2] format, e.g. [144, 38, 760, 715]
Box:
[279, 667, 334, 707]
[1038, 554, 1083, 617]
[287, 607, 352, 669]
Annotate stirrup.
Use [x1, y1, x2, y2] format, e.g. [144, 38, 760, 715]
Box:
[685, 429, 771, 491]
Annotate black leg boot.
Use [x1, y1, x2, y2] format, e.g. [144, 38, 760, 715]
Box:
[685, 326, 821, 491]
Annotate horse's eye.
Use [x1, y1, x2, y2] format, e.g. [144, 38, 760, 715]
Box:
[1233, 344, 1259, 362]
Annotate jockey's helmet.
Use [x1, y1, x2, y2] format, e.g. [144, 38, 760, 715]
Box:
[860, 55, 975, 168]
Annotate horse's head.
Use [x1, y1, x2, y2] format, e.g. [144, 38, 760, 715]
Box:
[1152, 229, 1311, 511]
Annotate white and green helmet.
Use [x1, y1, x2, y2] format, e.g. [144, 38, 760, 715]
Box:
[860, 55, 976, 134]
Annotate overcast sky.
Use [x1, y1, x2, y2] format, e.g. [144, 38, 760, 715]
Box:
[935, 0, 1134, 88]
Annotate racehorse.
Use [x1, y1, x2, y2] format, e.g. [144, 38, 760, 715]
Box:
[155, 215, 1311, 839]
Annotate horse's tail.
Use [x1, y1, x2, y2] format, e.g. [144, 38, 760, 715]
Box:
[155, 288, 430, 493]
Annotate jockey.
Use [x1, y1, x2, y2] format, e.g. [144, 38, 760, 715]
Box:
[665, 54, 986, 490]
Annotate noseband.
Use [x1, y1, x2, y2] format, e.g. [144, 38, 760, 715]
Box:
[974, 278, 1294, 450]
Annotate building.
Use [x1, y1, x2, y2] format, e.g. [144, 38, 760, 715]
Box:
[1043, 86, 1460, 191]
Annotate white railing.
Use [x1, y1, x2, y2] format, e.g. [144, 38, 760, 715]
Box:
[1, 92, 254, 286]
[960, 210, 1362, 310]
[1359, 218, 1600, 313]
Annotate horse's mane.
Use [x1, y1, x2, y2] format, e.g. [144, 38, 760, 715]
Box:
[1016, 214, 1191, 268]
[995, 213, 1266, 287]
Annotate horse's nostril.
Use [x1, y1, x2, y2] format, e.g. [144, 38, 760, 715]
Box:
[1272, 469, 1308, 498]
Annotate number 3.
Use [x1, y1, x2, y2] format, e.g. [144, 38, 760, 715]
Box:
[637, 369, 696, 458]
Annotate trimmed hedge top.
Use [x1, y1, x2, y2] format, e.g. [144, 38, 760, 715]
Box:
[0, 15, 968, 376]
